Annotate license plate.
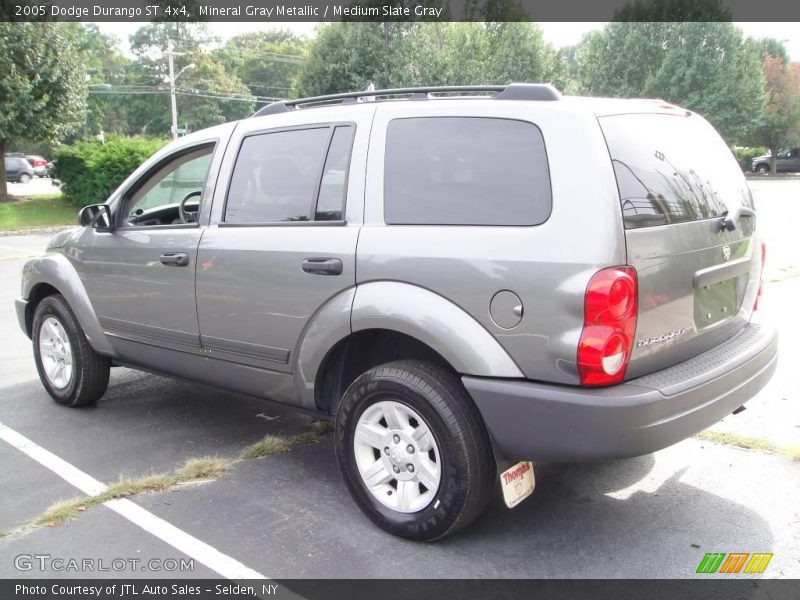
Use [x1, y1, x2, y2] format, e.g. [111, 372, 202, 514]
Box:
[500, 461, 535, 509]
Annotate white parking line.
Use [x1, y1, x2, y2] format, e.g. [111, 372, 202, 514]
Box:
[0, 421, 265, 580]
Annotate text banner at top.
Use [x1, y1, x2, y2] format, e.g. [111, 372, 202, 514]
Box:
[2, 0, 798, 23]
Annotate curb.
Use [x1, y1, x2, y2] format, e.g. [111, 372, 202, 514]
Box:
[744, 174, 800, 180]
[0, 225, 75, 238]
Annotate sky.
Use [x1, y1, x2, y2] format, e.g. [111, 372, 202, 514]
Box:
[96, 21, 800, 60]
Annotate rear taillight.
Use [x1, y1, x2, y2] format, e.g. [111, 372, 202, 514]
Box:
[753, 241, 766, 311]
[578, 266, 638, 386]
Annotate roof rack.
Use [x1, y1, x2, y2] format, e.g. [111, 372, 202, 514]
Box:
[252, 83, 561, 117]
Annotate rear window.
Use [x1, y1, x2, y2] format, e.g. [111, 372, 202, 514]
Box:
[600, 113, 751, 229]
[384, 117, 551, 226]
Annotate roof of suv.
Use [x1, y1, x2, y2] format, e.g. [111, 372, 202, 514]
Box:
[251, 83, 692, 121]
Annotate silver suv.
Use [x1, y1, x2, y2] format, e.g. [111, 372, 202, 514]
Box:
[16, 84, 778, 540]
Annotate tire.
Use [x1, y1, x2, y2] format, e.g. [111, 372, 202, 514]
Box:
[19, 173, 31, 184]
[755, 164, 770, 174]
[32, 294, 110, 407]
[335, 360, 495, 541]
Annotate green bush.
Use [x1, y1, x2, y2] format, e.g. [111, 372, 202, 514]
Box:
[732, 146, 767, 173]
[53, 136, 169, 207]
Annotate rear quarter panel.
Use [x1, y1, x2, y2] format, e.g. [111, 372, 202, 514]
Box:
[358, 100, 626, 384]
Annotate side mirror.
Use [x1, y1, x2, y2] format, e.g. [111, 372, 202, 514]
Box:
[78, 204, 114, 231]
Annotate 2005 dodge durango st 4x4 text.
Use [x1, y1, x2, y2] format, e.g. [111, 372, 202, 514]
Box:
[16, 84, 778, 541]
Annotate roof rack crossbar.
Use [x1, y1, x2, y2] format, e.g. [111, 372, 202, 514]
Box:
[252, 83, 560, 117]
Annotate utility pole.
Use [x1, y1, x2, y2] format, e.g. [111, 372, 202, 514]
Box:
[166, 40, 180, 140]
[165, 40, 194, 140]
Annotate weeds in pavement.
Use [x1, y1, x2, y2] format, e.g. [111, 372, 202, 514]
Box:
[29, 423, 332, 531]
[240, 431, 320, 460]
[34, 459, 226, 527]
[696, 430, 800, 461]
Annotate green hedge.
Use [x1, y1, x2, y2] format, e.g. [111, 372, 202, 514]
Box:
[732, 146, 767, 173]
[53, 136, 169, 207]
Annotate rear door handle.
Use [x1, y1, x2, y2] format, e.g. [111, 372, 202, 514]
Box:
[160, 252, 189, 267]
[301, 257, 343, 276]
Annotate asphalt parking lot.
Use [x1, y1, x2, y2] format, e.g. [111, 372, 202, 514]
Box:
[0, 180, 798, 580]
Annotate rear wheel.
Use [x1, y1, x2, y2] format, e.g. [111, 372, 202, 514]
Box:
[334, 360, 495, 541]
[32, 294, 110, 407]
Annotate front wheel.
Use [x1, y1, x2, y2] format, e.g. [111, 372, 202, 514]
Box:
[32, 294, 110, 407]
[755, 163, 770, 174]
[19, 173, 31, 184]
[334, 360, 495, 541]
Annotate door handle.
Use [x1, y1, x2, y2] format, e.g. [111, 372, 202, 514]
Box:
[301, 257, 343, 276]
[160, 252, 190, 267]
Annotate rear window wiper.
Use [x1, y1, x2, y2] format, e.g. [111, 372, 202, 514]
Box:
[718, 205, 755, 232]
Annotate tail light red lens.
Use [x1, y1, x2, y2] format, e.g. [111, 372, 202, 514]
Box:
[578, 266, 638, 386]
[753, 241, 766, 311]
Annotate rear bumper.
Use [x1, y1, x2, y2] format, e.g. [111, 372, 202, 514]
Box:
[464, 323, 778, 462]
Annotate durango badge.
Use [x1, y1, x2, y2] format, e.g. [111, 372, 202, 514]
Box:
[637, 328, 688, 348]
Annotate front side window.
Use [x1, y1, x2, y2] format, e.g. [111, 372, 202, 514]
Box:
[123, 145, 214, 227]
[224, 125, 354, 224]
[384, 117, 552, 226]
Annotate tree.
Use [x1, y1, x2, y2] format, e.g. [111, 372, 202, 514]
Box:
[402, 23, 489, 87]
[215, 31, 307, 101]
[295, 23, 412, 96]
[753, 38, 790, 64]
[613, 0, 732, 21]
[483, 23, 567, 88]
[576, 22, 765, 144]
[296, 22, 566, 97]
[645, 24, 765, 143]
[123, 23, 254, 136]
[754, 55, 800, 174]
[0, 23, 87, 200]
[74, 24, 131, 136]
[129, 22, 214, 59]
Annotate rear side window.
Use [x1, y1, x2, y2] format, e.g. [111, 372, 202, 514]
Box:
[384, 117, 551, 226]
[316, 126, 354, 221]
[600, 113, 750, 229]
[225, 125, 353, 223]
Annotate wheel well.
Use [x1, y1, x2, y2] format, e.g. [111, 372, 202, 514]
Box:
[315, 329, 455, 414]
[25, 283, 60, 337]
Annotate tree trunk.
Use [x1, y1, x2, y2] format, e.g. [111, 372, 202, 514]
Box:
[770, 146, 778, 176]
[0, 138, 7, 201]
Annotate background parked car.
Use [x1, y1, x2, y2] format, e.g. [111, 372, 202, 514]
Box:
[752, 148, 800, 173]
[25, 154, 48, 168]
[4, 156, 33, 183]
[33, 161, 55, 178]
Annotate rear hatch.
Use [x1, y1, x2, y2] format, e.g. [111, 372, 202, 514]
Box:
[599, 110, 761, 379]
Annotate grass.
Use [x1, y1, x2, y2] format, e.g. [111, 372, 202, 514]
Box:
[695, 430, 800, 461]
[35, 456, 232, 527]
[240, 431, 320, 460]
[24, 423, 334, 532]
[177, 456, 233, 480]
[0, 194, 76, 231]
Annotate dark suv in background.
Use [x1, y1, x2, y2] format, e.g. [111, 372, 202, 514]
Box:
[752, 148, 800, 173]
[4, 156, 33, 183]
